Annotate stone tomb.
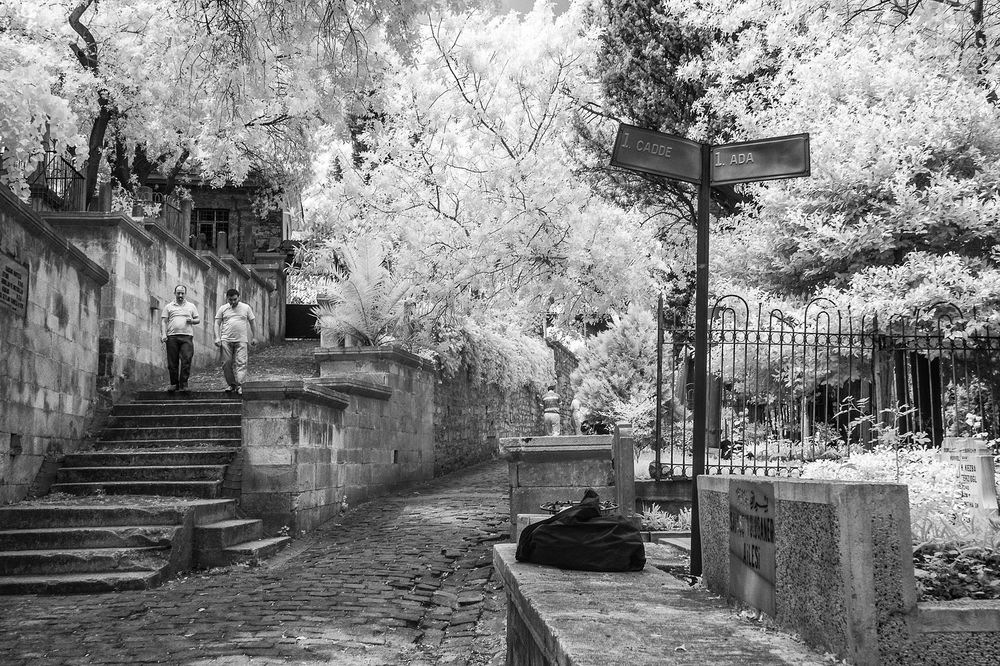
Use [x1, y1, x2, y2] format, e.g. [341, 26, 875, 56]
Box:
[499, 425, 635, 536]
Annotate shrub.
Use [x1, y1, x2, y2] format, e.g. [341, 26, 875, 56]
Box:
[571, 305, 670, 451]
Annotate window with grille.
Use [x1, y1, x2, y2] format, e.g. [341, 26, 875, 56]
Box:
[193, 208, 230, 246]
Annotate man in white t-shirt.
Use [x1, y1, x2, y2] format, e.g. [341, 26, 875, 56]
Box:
[214, 288, 257, 395]
[160, 284, 201, 393]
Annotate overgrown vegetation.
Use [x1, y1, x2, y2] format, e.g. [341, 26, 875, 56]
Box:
[802, 447, 1000, 601]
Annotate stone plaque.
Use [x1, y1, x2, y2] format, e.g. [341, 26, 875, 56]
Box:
[729, 480, 776, 615]
[0, 252, 28, 318]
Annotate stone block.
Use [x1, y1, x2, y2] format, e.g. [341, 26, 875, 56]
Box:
[697, 474, 916, 665]
[513, 460, 614, 488]
[242, 465, 298, 493]
[295, 463, 316, 490]
[243, 418, 297, 448]
[245, 446, 293, 466]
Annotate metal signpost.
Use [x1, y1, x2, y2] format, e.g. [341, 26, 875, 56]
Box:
[611, 125, 810, 576]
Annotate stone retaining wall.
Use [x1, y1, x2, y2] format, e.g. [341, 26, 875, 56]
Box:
[0, 188, 109, 503]
[239, 347, 437, 535]
[433, 376, 541, 477]
[431, 339, 578, 477]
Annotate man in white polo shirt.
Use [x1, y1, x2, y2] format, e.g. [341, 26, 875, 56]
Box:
[160, 284, 201, 393]
[214, 288, 256, 395]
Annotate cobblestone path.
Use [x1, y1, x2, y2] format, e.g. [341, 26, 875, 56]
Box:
[0, 460, 510, 666]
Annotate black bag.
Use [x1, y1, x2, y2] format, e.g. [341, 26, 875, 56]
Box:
[515, 490, 645, 572]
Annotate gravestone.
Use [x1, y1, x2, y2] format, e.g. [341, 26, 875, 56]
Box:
[940, 437, 998, 523]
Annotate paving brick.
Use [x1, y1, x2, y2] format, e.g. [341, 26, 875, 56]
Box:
[0, 460, 510, 665]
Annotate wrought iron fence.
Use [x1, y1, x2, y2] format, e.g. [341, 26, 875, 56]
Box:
[19, 152, 87, 212]
[653, 296, 1000, 480]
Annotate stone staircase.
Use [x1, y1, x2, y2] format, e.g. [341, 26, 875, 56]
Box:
[0, 392, 290, 594]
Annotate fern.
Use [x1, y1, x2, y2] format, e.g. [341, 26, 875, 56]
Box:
[311, 239, 413, 346]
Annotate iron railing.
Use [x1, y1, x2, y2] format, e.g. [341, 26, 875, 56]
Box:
[16, 152, 87, 212]
[653, 296, 1000, 480]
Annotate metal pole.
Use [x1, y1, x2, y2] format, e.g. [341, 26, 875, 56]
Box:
[690, 142, 711, 577]
[655, 294, 664, 480]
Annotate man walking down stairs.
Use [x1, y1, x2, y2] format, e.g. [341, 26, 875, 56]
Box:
[0, 390, 290, 595]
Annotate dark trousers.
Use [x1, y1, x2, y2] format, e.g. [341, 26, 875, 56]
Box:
[165, 335, 194, 386]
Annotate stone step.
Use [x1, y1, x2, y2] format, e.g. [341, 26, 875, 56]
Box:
[94, 437, 242, 450]
[0, 570, 166, 595]
[48, 480, 224, 499]
[194, 519, 264, 553]
[0, 500, 236, 529]
[108, 413, 242, 429]
[0, 546, 169, 576]
[0, 525, 180, 551]
[114, 401, 242, 417]
[99, 425, 242, 441]
[56, 465, 228, 484]
[134, 391, 243, 402]
[63, 449, 237, 467]
[216, 536, 291, 567]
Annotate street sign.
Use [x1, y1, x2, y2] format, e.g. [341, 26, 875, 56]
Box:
[711, 133, 810, 186]
[610, 124, 702, 184]
[608, 124, 810, 580]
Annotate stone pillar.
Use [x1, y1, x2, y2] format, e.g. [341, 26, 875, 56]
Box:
[253, 251, 288, 340]
[613, 423, 636, 514]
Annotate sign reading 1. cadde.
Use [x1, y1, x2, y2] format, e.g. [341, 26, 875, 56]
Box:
[610, 123, 702, 184]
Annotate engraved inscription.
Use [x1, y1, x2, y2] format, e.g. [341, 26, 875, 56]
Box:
[0, 252, 28, 317]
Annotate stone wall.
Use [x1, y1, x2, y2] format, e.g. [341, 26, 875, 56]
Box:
[432, 339, 578, 477]
[187, 185, 286, 264]
[239, 381, 349, 534]
[42, 212, 283, 402]
[0, 188, 108, 503]
[433, 375, 542, 477]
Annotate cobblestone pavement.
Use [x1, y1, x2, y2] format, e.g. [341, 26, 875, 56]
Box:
[0, 460, 510, 666]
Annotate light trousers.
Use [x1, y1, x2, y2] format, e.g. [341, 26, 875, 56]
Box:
[220, 341, 249, 387]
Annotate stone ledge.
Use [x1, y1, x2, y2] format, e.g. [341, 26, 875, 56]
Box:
[917, 600, 1000, 633]
[499, 435, 612, 462]
[306, 375, 392, 400]
[493, 543, 824, 665]
[314, 345, 436, 371]
[242, 379, 350, 409]
[197, 250, 232, 276]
